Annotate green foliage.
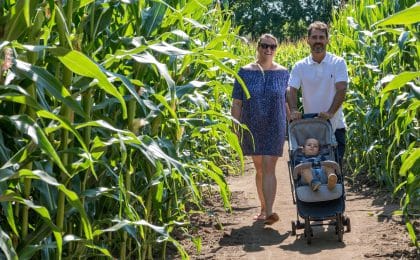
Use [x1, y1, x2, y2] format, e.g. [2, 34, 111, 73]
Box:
[329, 0, 419, 248]
[228, 0, 342, 41]
[0, 0, 247, 258]
[275, 40, 309, 71]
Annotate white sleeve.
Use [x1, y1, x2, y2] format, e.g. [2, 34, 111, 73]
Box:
[288, 64, 301, 89]
[335, 58, 348, 84]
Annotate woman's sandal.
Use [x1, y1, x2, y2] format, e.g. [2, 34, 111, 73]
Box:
[253, 213, 266, 221]
[264, 213, 279, 225]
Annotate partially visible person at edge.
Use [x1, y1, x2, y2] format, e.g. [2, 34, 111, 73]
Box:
[231, 34, 289, 225]
[287, 21, 349, 167]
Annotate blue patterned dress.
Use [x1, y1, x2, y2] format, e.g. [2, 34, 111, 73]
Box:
[232, 68, 289, 156]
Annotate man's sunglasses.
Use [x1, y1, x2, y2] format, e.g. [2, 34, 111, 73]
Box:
[259, 43, 277, 50]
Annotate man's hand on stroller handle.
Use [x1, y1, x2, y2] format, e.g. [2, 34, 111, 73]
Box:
[289, 111, 333, 121]
[319, 111, 334, 120]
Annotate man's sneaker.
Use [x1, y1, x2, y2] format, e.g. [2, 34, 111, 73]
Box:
[311, 179, 321, 191]
[328, 174, 338, 190]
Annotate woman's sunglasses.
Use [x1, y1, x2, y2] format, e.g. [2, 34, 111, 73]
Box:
[259, 43, 277, 50]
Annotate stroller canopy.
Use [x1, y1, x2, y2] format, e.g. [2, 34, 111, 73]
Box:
[288, 118, 336, 150]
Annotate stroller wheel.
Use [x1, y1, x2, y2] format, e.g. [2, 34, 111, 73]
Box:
[291, 221, 297, 236]
[344, 216, 351, 232]
[336, 214, 344, 242]
[304, 217, 312, 244]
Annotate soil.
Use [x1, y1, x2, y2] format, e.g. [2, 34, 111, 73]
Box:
[173, 144, 419, 259]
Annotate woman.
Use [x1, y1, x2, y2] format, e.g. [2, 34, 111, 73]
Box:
[231, 34, 289, 225]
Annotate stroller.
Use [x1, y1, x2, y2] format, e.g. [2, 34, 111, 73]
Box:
[287, 115, 351, 244]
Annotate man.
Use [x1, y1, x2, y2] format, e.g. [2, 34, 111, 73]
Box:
[287, 21, 349, 165]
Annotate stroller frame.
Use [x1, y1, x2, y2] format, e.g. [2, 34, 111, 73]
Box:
[287, 115, 351, 244]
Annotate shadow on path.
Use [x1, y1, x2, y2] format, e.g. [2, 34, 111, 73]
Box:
[218, 220, 289, 252]
[279, 225, 346, 255]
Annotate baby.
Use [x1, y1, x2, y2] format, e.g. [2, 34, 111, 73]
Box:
[294, 138, 338, 191]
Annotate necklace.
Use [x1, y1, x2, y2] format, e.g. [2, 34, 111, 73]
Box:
[255, 61, 274, 70]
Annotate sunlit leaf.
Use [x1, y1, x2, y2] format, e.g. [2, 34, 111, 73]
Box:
[184, 18, 208, 29]
[133, 52, 175, 89]
[149, 42, 191, 56]
[14, 60, 87, 118]
[0, 93, 41, 111]
[93, 219, 166, 237]
[347, 16, 360, 30]
[204, 161, 231, 209]
[176, 80, 208, 98]
[49, 48, 127, 118]
[405, 220, 419, 248]
[381, 72, 420, 93]
[374, 3, 420, 26]
[400, 148, 420, 176]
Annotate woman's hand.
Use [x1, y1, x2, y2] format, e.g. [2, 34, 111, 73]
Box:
[290, 109, 302, 121]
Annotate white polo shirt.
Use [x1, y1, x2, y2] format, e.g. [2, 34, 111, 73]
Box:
[288, 52, 349, 131]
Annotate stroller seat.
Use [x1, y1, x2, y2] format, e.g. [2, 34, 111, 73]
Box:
[293, 159, 343, 203]
[296, 184, 343, 203]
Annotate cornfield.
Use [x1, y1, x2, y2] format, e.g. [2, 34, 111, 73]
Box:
[328, 0, 419, 248]
[0, 0, 249, 258]
[0, 0, 418, 259]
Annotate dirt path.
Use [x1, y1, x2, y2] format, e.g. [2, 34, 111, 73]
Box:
[184, 144, 417, 259]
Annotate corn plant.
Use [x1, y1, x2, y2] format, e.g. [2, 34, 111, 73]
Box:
[0, 0, 249, 258]
[275, 40, 309, 71]
[329, 0, 419, 248]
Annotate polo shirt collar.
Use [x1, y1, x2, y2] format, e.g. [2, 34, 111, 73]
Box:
[309, 52, 332, 65]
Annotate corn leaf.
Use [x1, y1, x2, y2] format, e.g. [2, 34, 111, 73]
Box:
[50, 48, 128, 119]
[374, 3, 420, 26]
[381, 72, 420, 93]
[14, 60, 88, 119]
[400, 148, 420, 176]
[0, 227, 18, 260]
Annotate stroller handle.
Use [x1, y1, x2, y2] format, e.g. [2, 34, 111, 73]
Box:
[289, 113, 319, 122]
[302, 113, 319, 119]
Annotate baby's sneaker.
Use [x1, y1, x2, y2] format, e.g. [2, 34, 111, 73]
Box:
[328, 174, 338, 190]
[311, 179, 321, 191]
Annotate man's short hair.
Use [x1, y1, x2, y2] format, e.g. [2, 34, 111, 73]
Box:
[308, 21, 329, 38]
